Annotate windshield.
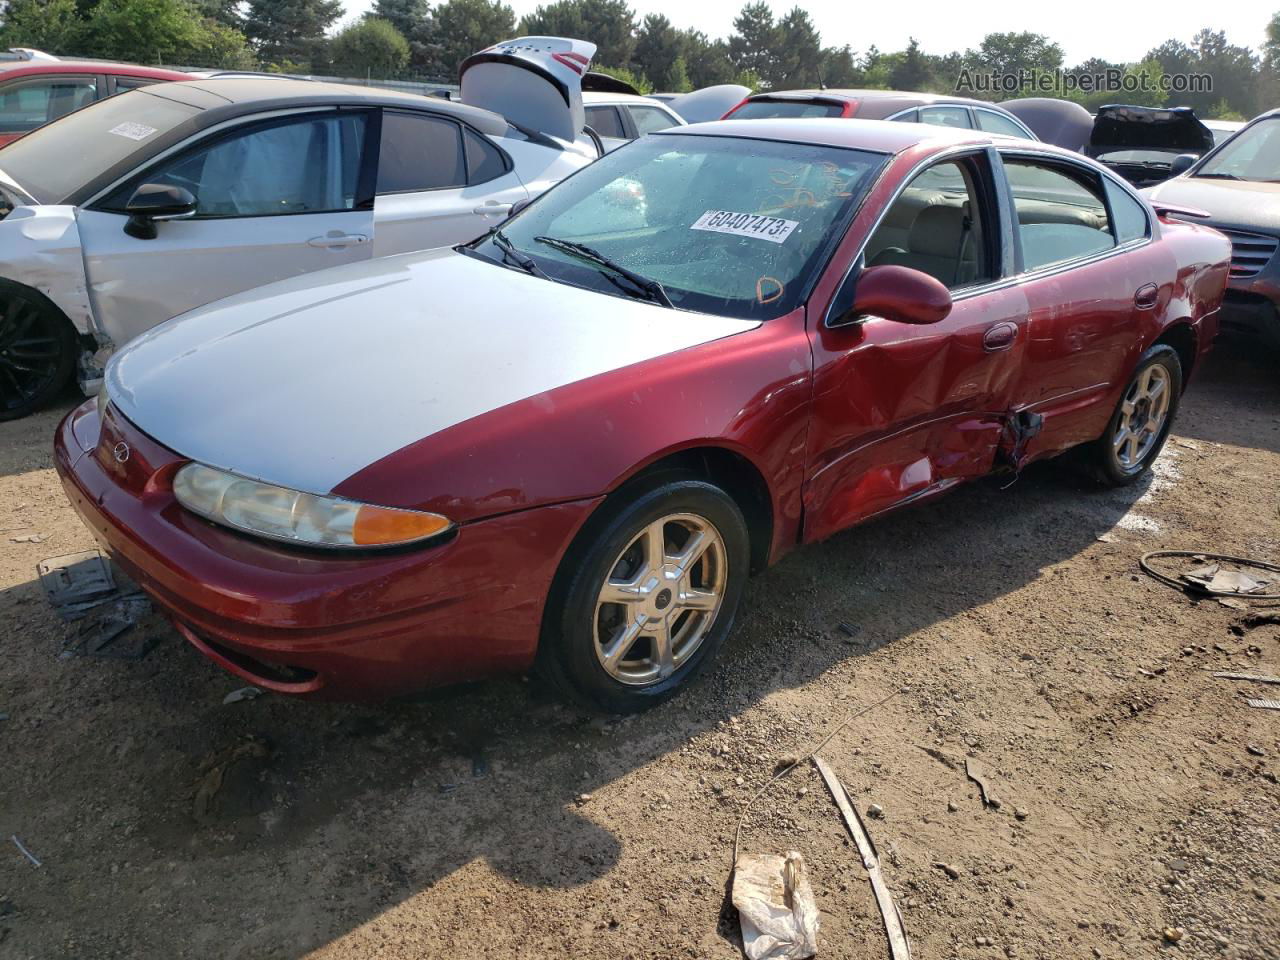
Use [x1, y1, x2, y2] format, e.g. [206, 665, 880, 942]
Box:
[1196, 118, 1280, 182]
[0, 89, 198, 203]
[479, 133, 885, 320]
[728, 99, 845, 120]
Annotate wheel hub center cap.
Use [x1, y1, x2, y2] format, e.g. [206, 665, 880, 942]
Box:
[655, 588, 673, 611]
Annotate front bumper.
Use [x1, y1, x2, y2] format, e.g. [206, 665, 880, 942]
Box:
[54, 399, 600, 699]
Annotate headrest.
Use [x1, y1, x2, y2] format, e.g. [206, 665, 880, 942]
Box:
[909, 204, 971, 258]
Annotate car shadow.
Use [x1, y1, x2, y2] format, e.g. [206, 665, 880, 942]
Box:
[1, 428, 1173, 957]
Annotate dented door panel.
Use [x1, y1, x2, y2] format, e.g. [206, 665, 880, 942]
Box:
[803, 283, 1030, 543]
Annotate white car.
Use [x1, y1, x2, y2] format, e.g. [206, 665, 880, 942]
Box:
[583, 92, 685, 151]
[0, 37, 600, 419]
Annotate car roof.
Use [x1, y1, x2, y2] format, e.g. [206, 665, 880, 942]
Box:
[138, 76, 510, 136]
[663, 116, 1054, 155]
[0, 60, 190, 80]
[582, 91, 671, 106]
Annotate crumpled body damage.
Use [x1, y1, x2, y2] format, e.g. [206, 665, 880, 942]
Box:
[0, 205, 94, 337]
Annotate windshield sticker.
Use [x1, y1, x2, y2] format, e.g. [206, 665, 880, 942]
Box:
[691, 210, 799, 244]
[108, 121, 157, 141]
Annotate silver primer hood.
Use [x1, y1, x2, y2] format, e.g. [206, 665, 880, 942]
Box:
[107, 248, 758, 494]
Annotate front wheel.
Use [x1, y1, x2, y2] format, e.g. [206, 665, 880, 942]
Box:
[538, 477, 750, 713]
[1084, 344, 1182, 486]
[0, 284, 77, 421]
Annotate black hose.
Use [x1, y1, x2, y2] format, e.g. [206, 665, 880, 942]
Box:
[1139, 550, 1280, 600]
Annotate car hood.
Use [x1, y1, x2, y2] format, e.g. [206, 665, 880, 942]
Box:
[107, 247, 760, 496]
[1144, 177, 1280, 232]
[1087, 105, 1214, 158]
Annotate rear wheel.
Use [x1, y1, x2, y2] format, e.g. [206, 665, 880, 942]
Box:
[538, 476, 750, 713]
[1083, 344, 1182, 486]
[0, 284, 76, 421]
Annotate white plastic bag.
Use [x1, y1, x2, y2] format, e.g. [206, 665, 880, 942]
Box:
[732, 851, 820, 960]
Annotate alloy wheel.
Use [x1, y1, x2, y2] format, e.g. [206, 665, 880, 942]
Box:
[592, 512, 727, 686]
[1112, 363, 1171, 471]
[0, 295, 64, 415]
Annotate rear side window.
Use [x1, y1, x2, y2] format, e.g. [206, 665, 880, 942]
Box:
[920, 106, 971, 129]
[1104, 178, 1149, 243]
[727, 99, 844, 119]
[975, 109, 1031, 140]
[0, 76, 98, 134]
[1004, 158, 1115, 270]
[585, 105, 626, 139]
[629, 105, 678, 135]
[463, 127, 507, 184]
[377, 111, 464, 193]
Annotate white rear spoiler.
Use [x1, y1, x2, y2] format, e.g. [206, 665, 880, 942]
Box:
[460, 37, 596, 143]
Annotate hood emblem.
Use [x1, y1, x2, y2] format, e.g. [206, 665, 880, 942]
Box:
[112, 441, 130, 464]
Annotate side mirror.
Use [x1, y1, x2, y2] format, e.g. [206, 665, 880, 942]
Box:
[123, 183, 196, 240]
[1169, 153, 1198, 178]
[836, 264, 952, 327]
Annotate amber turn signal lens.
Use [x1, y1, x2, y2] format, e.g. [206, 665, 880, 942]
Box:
[353, 505, 452, 546]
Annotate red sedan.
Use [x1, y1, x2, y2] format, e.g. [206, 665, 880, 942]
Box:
[0, 54, 191, 146]
[55, 119, 1230, 711]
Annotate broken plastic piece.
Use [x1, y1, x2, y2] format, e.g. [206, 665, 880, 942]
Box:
[732, 851, 819, 960]
[38, 551, 127, 620]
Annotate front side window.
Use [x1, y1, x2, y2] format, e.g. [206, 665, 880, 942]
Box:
[630, 105, 679, 135]
[139, 113, 367, 217]
[377, 111, 464, 193]
[919, 106, 971, 129]
[0, 76, 98, 134]
[1104, 178, 1149, 244]
[1196, 118, 1280, 182]
[975, 109, 1032, 140]
[482, 134, 885, 320]
[585, 105, 626, 139]
[727, 99, 844, 120]
[864, 157, 993, 289]
[1004, 157, 1114, 270]
[112, 76, 161, 94]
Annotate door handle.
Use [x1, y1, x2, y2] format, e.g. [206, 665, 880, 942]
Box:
[982, 321, 1019, 352]
[473, 202, 513, 216]
[1134, 283, 1159, 309]
[307, 233, 369, 248]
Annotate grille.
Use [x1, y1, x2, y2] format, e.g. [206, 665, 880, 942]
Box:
[1219, 228, 1278, 279]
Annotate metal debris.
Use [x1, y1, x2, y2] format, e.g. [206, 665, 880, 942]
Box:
[1140, 551, 1280, 601]
[10, 836, 41, 867]
[965, 758, 1000, 809]
[40, 551, 158, 660]
[66, 597, 156, 660]
[222, 687, 263, 705]
[10, 533, 47, 543]
[1246, 698, 1280, 711]
[1212, 672, 1280, 686]
[813, 755, 912, 960]
[732, 851, 820, 960]
[37, 551, 129, 620]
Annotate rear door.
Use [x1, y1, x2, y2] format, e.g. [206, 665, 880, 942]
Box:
[997, 150, 1167, 455]
[370, 109, 529, 256]
[76, 109, 374, 345]
[804, 148, 1030, 542]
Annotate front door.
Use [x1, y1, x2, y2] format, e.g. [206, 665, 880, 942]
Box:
[804, 150, 1029, 542]
[76, 110, 374, 345]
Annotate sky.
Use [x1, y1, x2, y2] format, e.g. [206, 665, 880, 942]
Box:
[342, 0, 1276, 65]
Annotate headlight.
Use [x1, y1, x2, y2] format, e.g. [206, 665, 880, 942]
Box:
[172, 462, 453, 550]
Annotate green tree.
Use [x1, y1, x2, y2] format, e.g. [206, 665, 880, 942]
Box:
[193, 0, 244, 28]
[427, 0, 514, 78]
[890, 37, 930, 90]
[965, 30, 1063, 94]
[243, 0, 343, 69]
[329, 17, 408, 77]
[633, 13, 683, 90]
[81, 0, 204, 61]
[0, 0, 84, 53]
[728, 2, 778, 86]
[519, 0, 635, 68]
[679, 30, 740, 88]
[818, 44, 860, 87]
[771, 6, 821, 88]
[593, 64, 648, 93]
[371, 0, 435, 69]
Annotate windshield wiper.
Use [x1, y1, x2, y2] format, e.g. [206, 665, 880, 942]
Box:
[490, 228, 546, 278]
[533, 235, 673, 308]
[1196, 172, 1240, 180]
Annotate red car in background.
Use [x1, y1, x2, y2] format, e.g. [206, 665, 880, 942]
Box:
[0, 51, 190, 146]
[56, 119, 1230, 712]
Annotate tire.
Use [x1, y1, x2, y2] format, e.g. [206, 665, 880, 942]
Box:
[537, 475, 751, 713]
[1083, 344, 1183, 486]
[0, 283, 77, 422]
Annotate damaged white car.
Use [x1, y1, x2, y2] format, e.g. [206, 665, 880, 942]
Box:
[0, 36, 600, 419]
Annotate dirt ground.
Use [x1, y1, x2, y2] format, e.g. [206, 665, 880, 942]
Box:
[1, 340, 1278, 960]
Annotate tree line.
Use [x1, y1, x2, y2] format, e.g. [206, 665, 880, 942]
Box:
[0, 0, 1277, 118]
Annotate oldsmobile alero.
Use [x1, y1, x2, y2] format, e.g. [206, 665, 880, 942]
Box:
[55, 119, 1230, 712]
